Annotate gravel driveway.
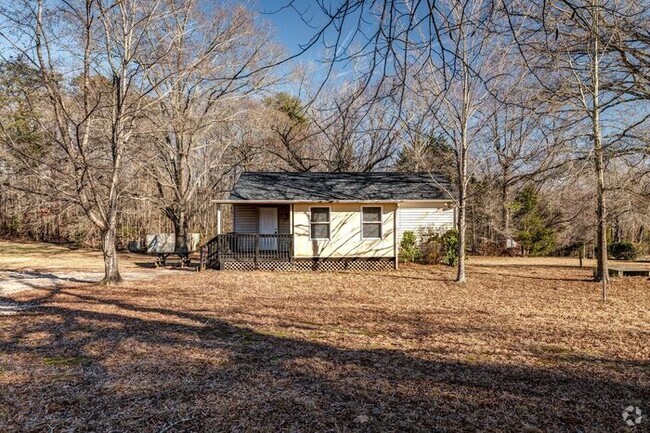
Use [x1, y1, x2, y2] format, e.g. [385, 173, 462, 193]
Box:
[0, 269, 164, 296]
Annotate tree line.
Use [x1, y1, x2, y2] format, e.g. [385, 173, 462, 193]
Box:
[0, 0, 648, 287]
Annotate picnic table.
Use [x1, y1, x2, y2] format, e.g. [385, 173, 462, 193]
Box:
[146, 233, 200, 268]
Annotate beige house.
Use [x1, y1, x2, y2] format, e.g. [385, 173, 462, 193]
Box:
[207, 172, 456, 271]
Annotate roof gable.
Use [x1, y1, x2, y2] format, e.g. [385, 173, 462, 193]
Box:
[228, 172, 455, 202]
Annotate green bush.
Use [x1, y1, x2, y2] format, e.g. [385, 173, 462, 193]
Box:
[405, 228, 459, 266]
[399, 231, 421, 263]
[71, 229, 90, 248]
[440, 229, 459, 266]
[608, 242, 638, 260]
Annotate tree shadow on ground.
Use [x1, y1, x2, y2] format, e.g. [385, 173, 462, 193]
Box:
[345, 270, 453, 283]
[469, 268, 595, 282]
[0, 287, 646, 432]
[0, 270, 97, 284]
[469, 262, 593, 269]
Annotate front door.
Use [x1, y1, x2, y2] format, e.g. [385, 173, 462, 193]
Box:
[258, 207, 278, 250]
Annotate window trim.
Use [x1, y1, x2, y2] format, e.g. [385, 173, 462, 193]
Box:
[309, 206, 331, 240]
[360, 205, 383, 240]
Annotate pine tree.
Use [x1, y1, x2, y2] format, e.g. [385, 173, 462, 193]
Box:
[513, 185, 560, 256]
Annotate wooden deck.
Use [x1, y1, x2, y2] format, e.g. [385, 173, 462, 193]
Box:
[198, 233, 397, 271]
[201, 233, 292, 269]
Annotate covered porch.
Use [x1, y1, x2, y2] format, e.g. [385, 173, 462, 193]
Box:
[203, 203, 294, 269]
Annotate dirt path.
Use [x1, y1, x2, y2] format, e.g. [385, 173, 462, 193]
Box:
[0, 269, 168, 296]
[0, 240, 184, 296]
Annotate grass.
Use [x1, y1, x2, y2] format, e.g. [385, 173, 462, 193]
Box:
[0, 239, 148, 272]
[0, 249, 648, 432]
[43, 355, 89, 366]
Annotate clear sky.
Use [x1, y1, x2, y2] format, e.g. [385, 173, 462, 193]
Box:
[255, 0, 362, 92]
[257, 0, 326, 61]
[256, 0, 372, 89]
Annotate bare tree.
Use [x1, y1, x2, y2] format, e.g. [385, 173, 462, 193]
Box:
[403, 0, 509, 282]
[0, 0, 169, 284]
[263, 91, 320, 172]
[310, 82, 398, 172]
[142, 0, 280, 255]
[484, 72, 570, 248]
[504, 0, 650, 289]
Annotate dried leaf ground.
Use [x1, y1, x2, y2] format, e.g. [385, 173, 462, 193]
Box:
[0, 251, 648, 432]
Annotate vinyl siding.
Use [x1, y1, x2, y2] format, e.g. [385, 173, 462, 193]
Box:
[233, 204, 291, 234]
[277, 205, 291, 234]
[233, 202, 454, 258]
[293, 202, 396, 258]
[397, 202, 455, 240]
[233, 205, 258, 233]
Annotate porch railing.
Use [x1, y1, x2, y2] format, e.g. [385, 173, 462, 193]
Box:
[201, 233, 292, 269]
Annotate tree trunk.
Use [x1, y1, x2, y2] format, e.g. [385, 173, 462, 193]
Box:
[594, 148, 608, 281]
[456, 177, 467, 282]
[501, 174, 510, 250]
[592, 0, 608, 284]
[173, 209, 189, 255]
[100, 226, 122, 285]
[456, 123, 468, 283]
[456, 58, 470, 284]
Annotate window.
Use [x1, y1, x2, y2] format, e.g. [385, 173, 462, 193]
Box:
[310, 207, 330, 239]
[362, 206, 382, 239]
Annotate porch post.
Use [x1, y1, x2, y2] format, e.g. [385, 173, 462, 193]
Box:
[216, 204, 222, 235]
[254, 235, 260, 270]
[394, 203, 399, 270]
[290, 203, 294, 262]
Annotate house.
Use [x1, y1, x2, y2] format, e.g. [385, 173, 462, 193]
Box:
[205, 172, 456, 271]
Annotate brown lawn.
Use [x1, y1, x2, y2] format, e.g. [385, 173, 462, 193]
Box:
[0, 250, 648, 432]
[0, 240, 152, 272]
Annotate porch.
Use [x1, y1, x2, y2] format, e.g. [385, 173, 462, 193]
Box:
[200, 232, 395, 271]
[203, 233, 293, 269]
[201, 203, 294, 269]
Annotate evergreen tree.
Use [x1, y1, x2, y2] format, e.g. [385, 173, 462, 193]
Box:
[512, 185, 561, 256]
[396, 133, 455, 181]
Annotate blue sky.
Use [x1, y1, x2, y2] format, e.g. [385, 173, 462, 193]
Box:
[257, 0, 325, 61]
[256, 0, 364, 91]
[256, 0, 380, 89]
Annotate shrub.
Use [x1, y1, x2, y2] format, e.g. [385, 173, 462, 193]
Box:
[399, 231, 421, 263]
[71, 229, 90, 248]
[415, 228, 459, 266]
[400, 228, 460, 266]
[475, 237, 503, 256]
[608, 242, 638, 260]
[440, 229, 459, 266]
[420, 231, 442, 264]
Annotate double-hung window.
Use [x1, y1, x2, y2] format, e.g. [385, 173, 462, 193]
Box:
[361, 207, 382, 239]
[310, 207, 330, 239]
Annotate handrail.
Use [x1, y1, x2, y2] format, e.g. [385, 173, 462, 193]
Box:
[200, 233, 293, 270]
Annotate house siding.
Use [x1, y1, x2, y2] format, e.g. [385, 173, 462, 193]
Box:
[233, 205, 258, 233]
[231, 202, 454, 260]
[397, 202, 455, 240]
[277, 206, 291, 234]
[292, 202, 396, 258]
[233, 204, 291, 234]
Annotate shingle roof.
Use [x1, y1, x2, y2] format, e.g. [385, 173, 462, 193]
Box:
[228, 172, 455, 202]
